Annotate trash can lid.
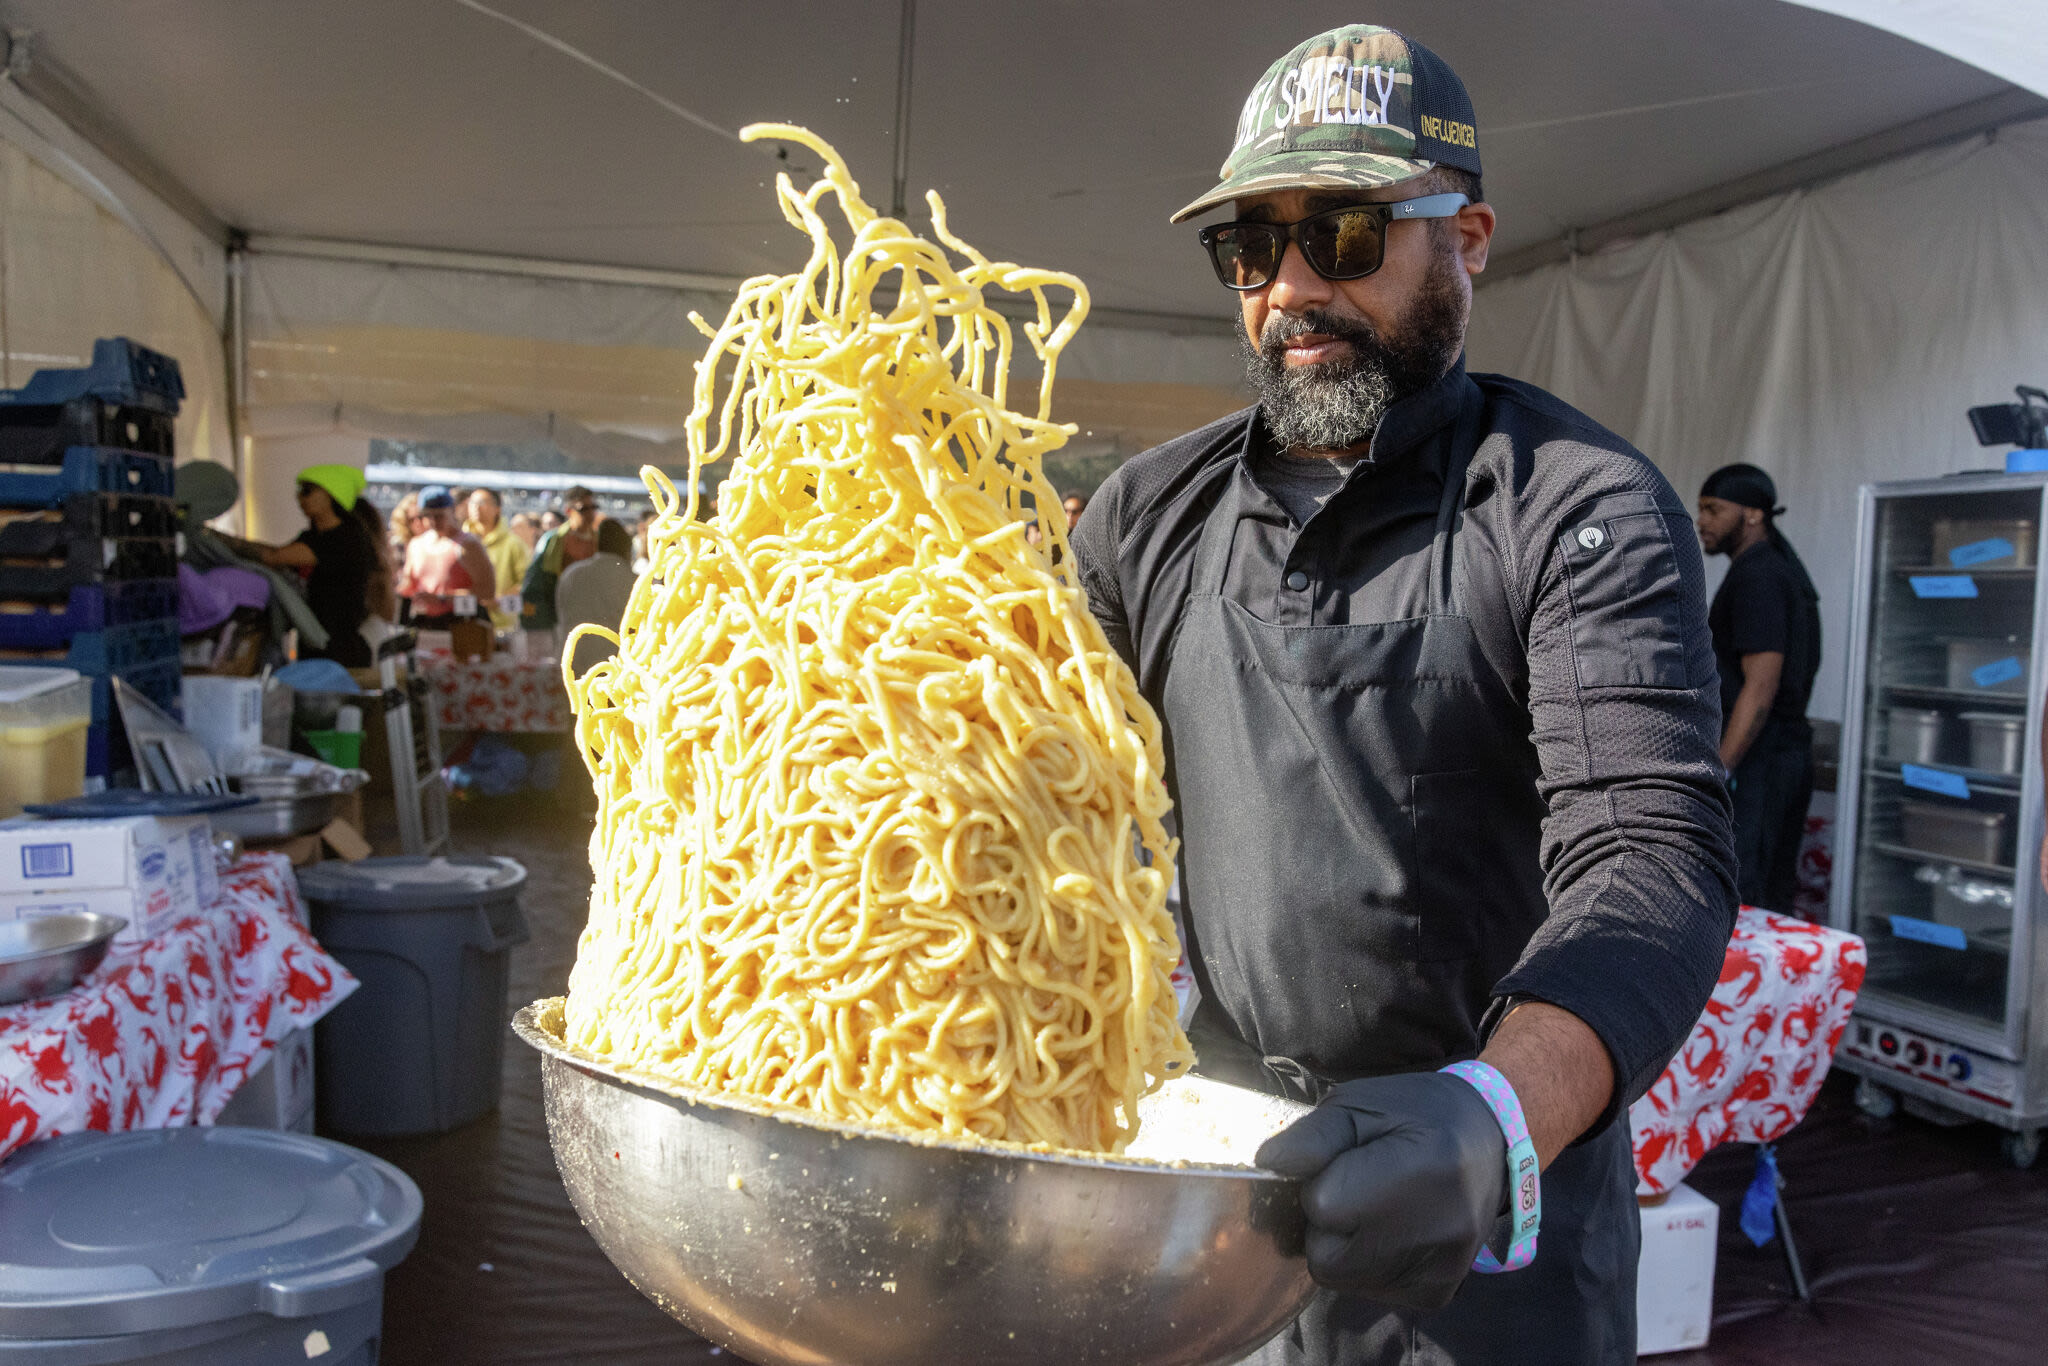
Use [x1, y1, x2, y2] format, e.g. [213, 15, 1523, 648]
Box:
[0, 1127, 421, 1340]
[297, 854, 528, 912]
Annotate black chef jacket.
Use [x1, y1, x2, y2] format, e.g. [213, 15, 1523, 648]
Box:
[1073, 362, 1736, 1363]
[1071, 360, 1737, 1132]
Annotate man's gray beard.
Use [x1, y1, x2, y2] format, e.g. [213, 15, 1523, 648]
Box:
[1247, 343, 1400, 452]
[1241, 246, 1467, 452]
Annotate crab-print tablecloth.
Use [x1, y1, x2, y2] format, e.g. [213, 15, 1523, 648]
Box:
[417, 648, 571, 733]
[1630, 908, 1866, 1195]
[0, 852, 357, 1163]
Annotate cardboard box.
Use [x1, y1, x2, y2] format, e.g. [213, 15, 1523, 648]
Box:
[320, 818, 371, 862]
[0, 886, 157, 945]
[214, 1026, 314, 1133]
[0, 814, 217, 941]
[246, 831, 324, 869]
[1637, 1182, 1719, 1356]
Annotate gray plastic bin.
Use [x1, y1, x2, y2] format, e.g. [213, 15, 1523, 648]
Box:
[0, 1127, 421, 1364]
[299, 855, 529, 1135]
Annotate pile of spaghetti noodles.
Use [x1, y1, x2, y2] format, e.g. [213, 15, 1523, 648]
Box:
[560, 125, 1189, 1154]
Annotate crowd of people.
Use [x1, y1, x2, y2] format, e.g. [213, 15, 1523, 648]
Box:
[241, 473, 662, 671]
[242, 470, 1096, 673]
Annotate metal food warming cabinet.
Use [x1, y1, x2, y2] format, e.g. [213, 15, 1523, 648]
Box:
[1832, 471, 2048, 1167]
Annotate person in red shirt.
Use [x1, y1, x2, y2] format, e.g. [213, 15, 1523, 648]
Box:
[396, 485, 496, 627]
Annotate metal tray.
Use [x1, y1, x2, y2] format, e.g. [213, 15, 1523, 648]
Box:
[22, 789, 256, 818]
[1899, 799, 2011, 865]
[211, 790, 338, 840]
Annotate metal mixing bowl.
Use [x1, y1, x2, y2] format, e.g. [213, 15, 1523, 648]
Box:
[514, 998, 1316, 1366]
[0, 913, 125, 1006]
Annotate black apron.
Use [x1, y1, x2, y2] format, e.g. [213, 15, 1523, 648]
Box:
[1158, 405, 1638, 1365]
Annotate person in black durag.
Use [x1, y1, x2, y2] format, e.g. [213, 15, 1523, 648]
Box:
[1697, 463, 1823, 909]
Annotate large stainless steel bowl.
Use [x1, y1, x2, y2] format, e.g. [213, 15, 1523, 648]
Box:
[514, 998, 1316, 1366]
[0, 912, 125, 1006]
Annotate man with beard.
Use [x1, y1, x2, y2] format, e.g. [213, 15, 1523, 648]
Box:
[1696, 464, 1822, 910]
[1069, 25, 1736, 1366]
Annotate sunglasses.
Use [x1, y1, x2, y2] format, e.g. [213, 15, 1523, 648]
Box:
[1197, 193, 1469, 291]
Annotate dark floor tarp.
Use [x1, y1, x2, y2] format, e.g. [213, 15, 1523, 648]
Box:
[346, 800, 2048, 1365]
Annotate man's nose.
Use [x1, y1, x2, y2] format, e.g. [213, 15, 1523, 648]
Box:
[1263, 240, 1332, 315]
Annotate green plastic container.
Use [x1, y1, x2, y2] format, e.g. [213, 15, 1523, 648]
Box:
[303, 729, 362, 769]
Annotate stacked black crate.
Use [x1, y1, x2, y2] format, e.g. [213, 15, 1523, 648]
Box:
[0, 338, 186, 781]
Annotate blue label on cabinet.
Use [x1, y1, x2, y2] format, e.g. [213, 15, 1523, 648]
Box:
[1910, 575, 1978, 598]
[1890, 915, 1969, 951]
[1949, 537, 2017, 568]
[1900, 764, 1971, 799]
[1972, 656, 2024, 688]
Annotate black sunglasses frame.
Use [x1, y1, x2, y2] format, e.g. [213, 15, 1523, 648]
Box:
[1197, 192, 1470, 291]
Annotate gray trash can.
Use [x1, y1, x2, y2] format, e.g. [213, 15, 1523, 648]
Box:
[299, 855, 529, 1135]
[0, 1127, 421, 1364]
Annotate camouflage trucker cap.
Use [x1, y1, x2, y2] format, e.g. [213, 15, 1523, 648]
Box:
[1171, 24, 1482, 223]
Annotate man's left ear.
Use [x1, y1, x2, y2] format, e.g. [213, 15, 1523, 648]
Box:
[1457, 203, 1496, 277]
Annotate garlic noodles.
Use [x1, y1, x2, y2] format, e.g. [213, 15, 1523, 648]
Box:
[561, 124, 1189, 1154]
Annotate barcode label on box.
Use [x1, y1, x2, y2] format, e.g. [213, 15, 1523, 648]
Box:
[21, 843, 72, 879]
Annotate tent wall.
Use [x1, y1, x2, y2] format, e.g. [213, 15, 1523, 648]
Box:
[1466, 115, 2048, 723]
[0, 132, 231, 480]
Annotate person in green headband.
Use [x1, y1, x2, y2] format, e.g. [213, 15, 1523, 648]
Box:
[220, 463, 391, 667]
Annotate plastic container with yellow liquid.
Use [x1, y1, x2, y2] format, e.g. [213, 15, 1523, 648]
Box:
[0, 667, 91, 817]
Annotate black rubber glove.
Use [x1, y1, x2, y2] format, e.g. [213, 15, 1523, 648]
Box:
[1254, 1070, 1509, 1310]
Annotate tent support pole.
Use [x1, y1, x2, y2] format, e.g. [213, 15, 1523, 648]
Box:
[226, 234, 249, 532]
[891, 0, 917, 220]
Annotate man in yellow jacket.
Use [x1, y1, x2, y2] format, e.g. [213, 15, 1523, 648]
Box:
[465, 487, 532, 630]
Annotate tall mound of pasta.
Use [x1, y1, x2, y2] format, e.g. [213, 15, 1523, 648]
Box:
[561, 125, 1189, 1154]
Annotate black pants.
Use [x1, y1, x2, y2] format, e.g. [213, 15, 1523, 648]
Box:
[1730, 727, 1814, 911]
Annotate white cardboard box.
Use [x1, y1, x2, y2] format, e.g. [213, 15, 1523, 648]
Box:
[1637, 1181, 1719, 1356]
[0, 815, 218, 942]
[214, 1026, 314, 1133]
[0, 886, 167, 945]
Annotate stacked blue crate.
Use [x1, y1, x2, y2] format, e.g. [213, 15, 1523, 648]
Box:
[0, 338, 184, 779]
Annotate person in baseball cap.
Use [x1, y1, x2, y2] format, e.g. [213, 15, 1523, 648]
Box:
[1171, 24, 1482, 224]
[1067, 25, 1736, 1365]
[398, 484, 497, 629]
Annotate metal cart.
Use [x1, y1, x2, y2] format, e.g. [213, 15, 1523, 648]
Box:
[1831, 470, 2048, 1167]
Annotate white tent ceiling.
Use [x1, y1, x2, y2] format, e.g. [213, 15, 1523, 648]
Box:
[0, 0, 2032, 322]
